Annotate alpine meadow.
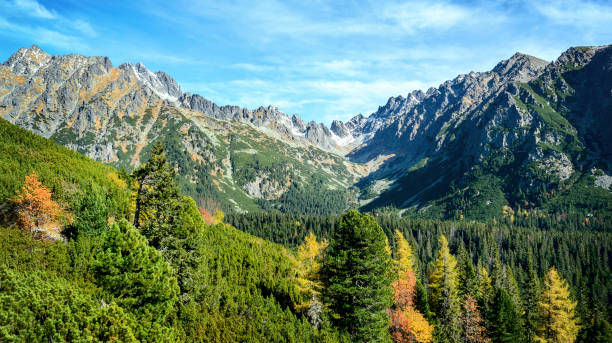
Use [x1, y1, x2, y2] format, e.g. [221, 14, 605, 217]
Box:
[0, 1, 610, 342]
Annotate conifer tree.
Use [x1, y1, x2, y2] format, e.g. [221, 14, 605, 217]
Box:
[133, 142, 180, 246]
[394, 229, 416, 275]
[10, 172, 63, 233]
[535, 267, 580, 343]
[132, 143, 207, 302]
[459, 295, 490, 343]
[489, 288, 522, 343]
[523, 255, 541, 343]
[429, 235, 461, 343]
[91, 220, 179, 331]
[322, 210, 394, 343]
[457, 244, 477, 297]
[415, 279, 432, 320]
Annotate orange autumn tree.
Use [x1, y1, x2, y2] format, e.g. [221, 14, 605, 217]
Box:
[460, 295, 490, 343]
[10, 172, 63, 232]
[390, 230, 434, 343]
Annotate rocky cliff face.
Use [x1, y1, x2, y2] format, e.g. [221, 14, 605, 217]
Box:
[0, 45, 364, 213]
[353, 45, 611, 220]
[2, 44, 610, 219]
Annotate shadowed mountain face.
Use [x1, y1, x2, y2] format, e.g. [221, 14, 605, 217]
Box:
[1, 44, 610, 220]
[355, 46, 612, 221]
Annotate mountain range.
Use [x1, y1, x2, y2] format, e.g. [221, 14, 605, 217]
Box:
[1, 44, 610, 222]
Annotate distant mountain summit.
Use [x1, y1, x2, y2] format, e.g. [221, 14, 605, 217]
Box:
[0, 45, 364, 213]
[2, 44, 610, 221]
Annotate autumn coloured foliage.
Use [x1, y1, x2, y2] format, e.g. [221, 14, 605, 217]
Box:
[10, 172, 64, 234]
[535, 267, 580, 343]
[390, 231, 434, 343]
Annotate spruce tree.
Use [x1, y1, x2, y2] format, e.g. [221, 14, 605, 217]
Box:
[489, 288, 522, 343]
[133, 142, 180, 247]
[457, 244, 477, 297]
[322, 210, 394, 343]
[523, 255, 541, 343]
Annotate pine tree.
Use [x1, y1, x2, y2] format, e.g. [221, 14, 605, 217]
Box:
[322, 210, 394, 343]
[489, 288, 522, 343]
[523, 255, 541, 343]
[457, 244, 477, 297]
[133, 142, 180, 247]
[132, 143, 207, 302]
[429, 235, 461, 343]
[535, 267, 580, 343]
[459, 295, 490, 343]
[91, 220, 179, 329]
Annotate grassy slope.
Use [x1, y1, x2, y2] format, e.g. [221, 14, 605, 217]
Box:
[0, 117, 320, 341]
[0, 118, 130, 223]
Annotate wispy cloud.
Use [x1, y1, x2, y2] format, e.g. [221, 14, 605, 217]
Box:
[533, 0, 612, 26]
[10, 0, 57, 19]
[0, 0, 97, 50]
[183, 78, 431, 124]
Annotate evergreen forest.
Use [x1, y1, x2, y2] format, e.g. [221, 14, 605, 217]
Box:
[1, 118, 610, 343]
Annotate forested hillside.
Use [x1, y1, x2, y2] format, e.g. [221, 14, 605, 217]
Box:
[1, 117, 610, 342]
[0, 119, 345, 342]
[228, 211, 612, 341]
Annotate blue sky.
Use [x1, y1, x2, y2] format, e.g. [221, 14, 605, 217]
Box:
[1, 0, 611, 123]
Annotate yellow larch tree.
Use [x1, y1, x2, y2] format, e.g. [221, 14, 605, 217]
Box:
[535, 267, 580, 343]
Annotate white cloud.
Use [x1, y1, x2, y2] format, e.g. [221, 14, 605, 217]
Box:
[11, 0, 57, 19]
[533, 0, 612, 25]
[182, 78, 431, 124]
[72, 19, 97, 37]
[382, 1, 470, 33]
[0, 16, 85, 50]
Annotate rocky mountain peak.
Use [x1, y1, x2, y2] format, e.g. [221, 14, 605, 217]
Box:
[373, 89, 425, 120]
[492, 52, 549, 82]
[154, 71, 183, 99]
[554, 45, 610, 70]
[121, 61, 181, 102]
[4, 45, 51, 75]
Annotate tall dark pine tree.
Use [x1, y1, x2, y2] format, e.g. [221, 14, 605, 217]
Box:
[132, 142, 207, 303]
[489, 288, 522, 343]
[133, 142, 181, 247]
[522, 254, 540, 343]
[457, 244, 477, 297]
[322, 210, 394, 343]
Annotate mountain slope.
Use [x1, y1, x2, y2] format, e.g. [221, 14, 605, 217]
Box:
[1, 44, 610, 223]
[355, 46, 612, 223]
[0, 46, 366, 213]
[0, 117, 129, 226]
[0, 118, 332, 341]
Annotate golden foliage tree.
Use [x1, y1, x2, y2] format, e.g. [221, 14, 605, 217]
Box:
[535, 267, 580, 343]
[390, 230, 434, 343]
[394, 229, 416, 276]
[10, 172, 63, 233]
[296, 231, 328, 328]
